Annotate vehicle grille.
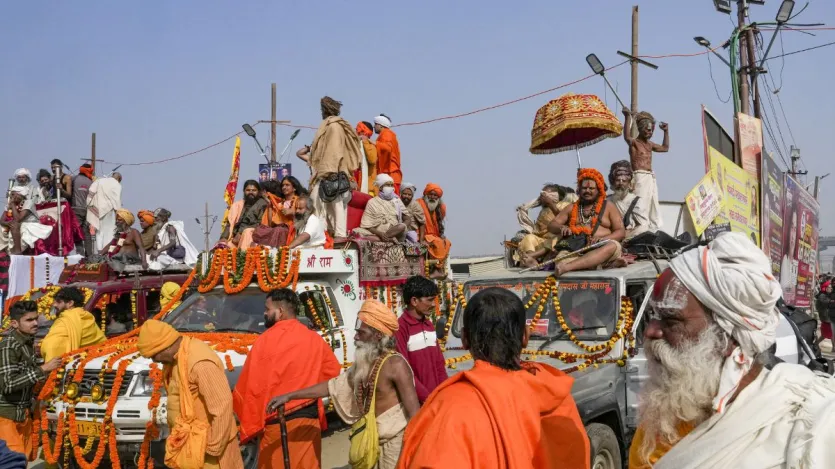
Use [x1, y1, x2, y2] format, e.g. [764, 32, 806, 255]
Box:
[68, 370, 134, 397]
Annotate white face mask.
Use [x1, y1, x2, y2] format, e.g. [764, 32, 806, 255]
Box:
[380, 186, 396, 200]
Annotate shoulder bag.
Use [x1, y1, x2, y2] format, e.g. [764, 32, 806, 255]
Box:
[348, 352, 395, 469]
[319, 172, 351, 203]
[558, 201, 608, 252]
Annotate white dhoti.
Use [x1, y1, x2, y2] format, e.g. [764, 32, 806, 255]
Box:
[633, 170, 662, 231]
[328, 367, 408, 469]
[0, 222, 53, 252]
[310, 181, 349, 238]
[93, 210, 116, 253]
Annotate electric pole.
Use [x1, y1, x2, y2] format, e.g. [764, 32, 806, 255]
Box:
[788, 145, 807, 180]
[271, 83, 277, 163]
[91, 132, 96, 170]
[630, 5, 639, 137]
[204, 201, 210, 252]
[736, 0, 752, 116]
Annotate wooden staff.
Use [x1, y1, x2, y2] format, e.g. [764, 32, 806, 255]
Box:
[278, 404, 291, 469]
[518, 240, 610, 273]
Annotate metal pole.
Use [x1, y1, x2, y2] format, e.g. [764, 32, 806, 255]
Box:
[54, 167, 63, 257]
[271, 83, 277, 163]
[204, 201, 210, 252]
[631, 5, 639, 138]
[737, 0, 752, 116]
[91, 132, 96, 170]
[744, 25, 762, 118]
[813, 176, 820, 199]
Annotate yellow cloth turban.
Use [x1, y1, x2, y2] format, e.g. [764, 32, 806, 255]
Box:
[116, 209, 135, 226]
[160, 282, 182, 311]
[358, 300, 399, 336]
[137, 319, 180, 358]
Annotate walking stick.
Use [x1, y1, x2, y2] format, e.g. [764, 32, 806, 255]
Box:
[518, 240, 610, 274]
[278, 404, 291, 469]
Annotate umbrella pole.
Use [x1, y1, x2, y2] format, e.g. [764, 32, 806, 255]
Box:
[575, 146, 582, 168]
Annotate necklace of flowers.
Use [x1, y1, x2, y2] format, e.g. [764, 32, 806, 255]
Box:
[568, 169, 607, 236]
[106, 231, 129, 256]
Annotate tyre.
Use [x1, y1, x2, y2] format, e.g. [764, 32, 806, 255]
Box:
[586, 422, 622, 469]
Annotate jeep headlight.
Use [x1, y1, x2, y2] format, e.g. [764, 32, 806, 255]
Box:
[131, 371, 166, 397]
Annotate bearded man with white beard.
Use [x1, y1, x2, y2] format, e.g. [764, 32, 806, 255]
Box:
[268, 299, 420, 469]
[629, 232, 835, 469]
[606, 160, 649, 240]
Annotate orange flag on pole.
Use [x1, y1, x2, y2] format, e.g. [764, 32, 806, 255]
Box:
[220, 136, 242, 232]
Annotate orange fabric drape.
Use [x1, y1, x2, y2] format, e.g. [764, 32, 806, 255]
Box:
[397, 360, 589, 469]
[0, 417, 34, 460]
[261, 194, 296, 245]
[232, 320, 341, 445]
[417, 199, 451, 260]
[259, 419, 322, 469]
[375, 128, 402, 195]
[627, 421, 696, 469]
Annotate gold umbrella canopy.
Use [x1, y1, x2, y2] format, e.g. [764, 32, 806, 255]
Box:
[530, 93, 623, 154]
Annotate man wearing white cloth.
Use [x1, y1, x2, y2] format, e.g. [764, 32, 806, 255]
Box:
[629, 231, 835, 469]
[146, 208, 199, 270]
[86, 174, 122, 253]
[0, 187, 53, 254]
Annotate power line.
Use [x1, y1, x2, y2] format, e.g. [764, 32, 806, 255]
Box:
[706, 53, 731, 103]
[762, 40, 835, 61]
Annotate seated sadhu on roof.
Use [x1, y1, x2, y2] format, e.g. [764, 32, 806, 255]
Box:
[544, 168, 625, 276]
[219, 179, 267, 250]
[258, 177, 309, 247]
[517, 184, 578, 268]
[353, 174, 408, 242]
[415, 183, 451, 279]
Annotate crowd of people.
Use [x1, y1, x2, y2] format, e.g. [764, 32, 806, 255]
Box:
[217, 96, 452, 277]
[1, 162, 200, 273]
[5, 232, 834, 469]
[512, 108, 670, 275]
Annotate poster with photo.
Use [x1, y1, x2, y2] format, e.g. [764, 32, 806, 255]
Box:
[780, 175, 820, 308]
[708, 147, 760, 246]
[737, 113, 763, 180]
[258, 163, 292, 182]
[685, 171, 724, 236]
[760, 153, 785, 278]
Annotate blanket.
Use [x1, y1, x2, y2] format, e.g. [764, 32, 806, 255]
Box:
[351, 238, 425, 287]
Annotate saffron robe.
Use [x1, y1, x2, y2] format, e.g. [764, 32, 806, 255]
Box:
[233, 319, 341, 468]
[41, 307, 105, 361]
[375, 128, 402, 195]
[397, 360, 589, 469]
[166, 337, 243, 469]
[417, 199, 451, 260]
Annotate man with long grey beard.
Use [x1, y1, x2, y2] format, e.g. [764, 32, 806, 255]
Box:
[607, 160, 648, 240]
[268, 299, 420, 469]
[629, 232, 835, 469]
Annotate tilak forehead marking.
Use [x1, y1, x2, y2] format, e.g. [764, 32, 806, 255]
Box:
[651, 270, 689, 311]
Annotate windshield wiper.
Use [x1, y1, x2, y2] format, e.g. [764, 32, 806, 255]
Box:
[537, 326, 603, 351]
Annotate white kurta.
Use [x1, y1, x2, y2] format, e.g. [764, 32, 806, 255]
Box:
[655, 363, 835, 469]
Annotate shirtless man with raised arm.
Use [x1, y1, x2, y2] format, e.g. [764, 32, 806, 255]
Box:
[547, 168, 626, 276]
[622, 108, 669, 232]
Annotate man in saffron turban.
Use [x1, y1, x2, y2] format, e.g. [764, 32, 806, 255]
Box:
[415, 183, 451, 278]
[545, 168, 625, 276]
[137, 320, 244, 469]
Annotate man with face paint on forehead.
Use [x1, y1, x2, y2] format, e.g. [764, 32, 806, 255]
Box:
[622, 108, 669, 232]
[629, 232, 835, 469]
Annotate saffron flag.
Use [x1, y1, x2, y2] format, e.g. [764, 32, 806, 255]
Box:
[220, 136, 242, 233]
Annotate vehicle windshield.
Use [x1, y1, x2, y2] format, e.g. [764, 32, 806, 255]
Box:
[164, 289, 267, 333]
[453, 278, 619, 340]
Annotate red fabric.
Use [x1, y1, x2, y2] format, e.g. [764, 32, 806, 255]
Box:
[346, 190, 372, 234]
[395, 313, 448, 403]
[232, 320, 341, 444]
[32, 201, 82, 256]
[822, 322, 833, 340]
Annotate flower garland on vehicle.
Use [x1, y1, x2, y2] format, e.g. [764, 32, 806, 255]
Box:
[568, 168, 607, 235]
[315, 285, 349, 367]
[197, 247, 300, 294]
[439, 284, 465, 353]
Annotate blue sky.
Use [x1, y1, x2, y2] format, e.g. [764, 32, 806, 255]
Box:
[2, 0, 833, 258]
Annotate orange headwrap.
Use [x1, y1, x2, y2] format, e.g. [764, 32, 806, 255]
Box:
[356, 122, 373, 138]
[577, 168, 607, 193]
[423, 183, 444, 198]
[78, 165, 94, 180]
[137, 319, 180, 358]
[137, 210, 155, 226]
[358, 300, 399, 336]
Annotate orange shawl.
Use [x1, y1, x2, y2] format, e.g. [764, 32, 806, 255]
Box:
[417, 199, 451, 260]
[260, 194, 297, 244]
[397, 360, 589, 469]
[375, 128, 402, 192]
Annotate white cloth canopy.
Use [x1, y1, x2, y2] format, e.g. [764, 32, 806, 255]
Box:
[5, 254, 82, 298]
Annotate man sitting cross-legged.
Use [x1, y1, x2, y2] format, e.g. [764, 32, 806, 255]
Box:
[353, 174, 407, 243]
[546, 168, 625, 276]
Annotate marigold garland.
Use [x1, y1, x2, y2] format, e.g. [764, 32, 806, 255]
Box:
[568, 168, 607, 236]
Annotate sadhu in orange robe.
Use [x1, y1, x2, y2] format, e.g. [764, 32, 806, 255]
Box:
[397, 360, 590, 469]
[233, 319, 341, 469]
[260, 193, 298, 245]
[417, 184, 452, 261]
[375, 127, 402, 195]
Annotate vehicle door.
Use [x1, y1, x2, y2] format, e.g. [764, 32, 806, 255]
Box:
[625, 280, 654, 430]
[297, 284, 348, 368]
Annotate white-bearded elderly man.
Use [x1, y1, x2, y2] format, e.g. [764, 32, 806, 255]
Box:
[629, 231, 835, 469]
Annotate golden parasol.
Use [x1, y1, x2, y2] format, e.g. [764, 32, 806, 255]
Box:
[529, 93, 623, 168]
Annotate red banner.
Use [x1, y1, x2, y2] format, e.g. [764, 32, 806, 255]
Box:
[779, 175, 820, 307]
